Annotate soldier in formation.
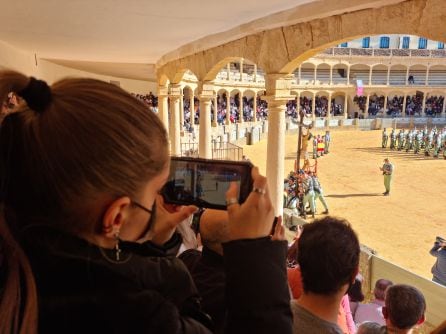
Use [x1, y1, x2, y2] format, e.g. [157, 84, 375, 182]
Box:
[382, 126, 446, 158]
[382, 128, 388, 148]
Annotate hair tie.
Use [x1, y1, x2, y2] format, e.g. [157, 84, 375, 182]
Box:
[17, 77, 52, 113]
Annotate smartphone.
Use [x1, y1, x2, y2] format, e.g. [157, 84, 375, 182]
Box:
[161, 157, 253, 210]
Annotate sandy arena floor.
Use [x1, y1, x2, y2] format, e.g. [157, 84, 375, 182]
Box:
[242, 129, 446, 280]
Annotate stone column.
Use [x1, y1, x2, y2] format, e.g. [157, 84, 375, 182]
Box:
[402, 95, 407, 117]
[169, 85, 182, 156]
[225, 93, 231, 125]
[253, 92, 257, 122]
[266, 99, 287, 216]
[365, 94, 370, 118]
[343, 92, 348, 119]
[199, 97, 212, 158]
[254, 64, 257, 82]
[368, 67, 373, 85]
[383, 95, 388, 115]
[313, 66, 317, 83]
[179, 92, 184, 128]
[157, 86, 169, 135]
[263, 73, 293, 215]
[425, 67, 430, 86]
[312, 93, 316, 121]
[421, 93, 427, 115]
[239, 92, 244, 123]
[190, 93, 195, 121]
[386, 67, 391, 85]
[212, 95, 218, 127]
[298, 66, 301, 84]
[347, 66, 351, 85]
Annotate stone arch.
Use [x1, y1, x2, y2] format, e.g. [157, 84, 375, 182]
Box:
[172, 69, 199, 85]
[350, 63, 371, 85]
[203, 57, 262, 82]
[316, 63, 331, 84]
[158, 73, 170, 86]
[159, 0, 446, 90]
[408, 64, 427, 85]
[428, 64, 446, 86]
[371, 64, 388, 85]
[389, 64, 407, 86]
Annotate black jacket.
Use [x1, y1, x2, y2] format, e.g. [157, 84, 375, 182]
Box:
[20, 225, 292, 334]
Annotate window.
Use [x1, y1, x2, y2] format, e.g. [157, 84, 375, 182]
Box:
[340, 42, 348, 48]
[402, 37, 410, 49]
[362, 37, 370, 48]
[418, 37, 427, 49]
[438, 42, 445, 49]
[380, 36, 390, 49]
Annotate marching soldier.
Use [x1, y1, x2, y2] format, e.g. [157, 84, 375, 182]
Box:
[382, 128, 388, 148]
[302, 172, 316, 218]
[324, 130, 331, 154]
[414, 131, 423, 154]
[310, 171, 329, 215]
[405, 130, 413, 152]
[397, 129, 405, 151]
[424, 132, 432, 156]
[433, 133, 442, 158]
[390, 128, 397, 150]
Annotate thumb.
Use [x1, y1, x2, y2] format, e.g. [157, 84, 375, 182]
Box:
[169, 205, 198, 227]
[225, 181, 240, 216]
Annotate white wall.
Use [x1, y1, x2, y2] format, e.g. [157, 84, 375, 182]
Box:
[0, 41, 156, 94]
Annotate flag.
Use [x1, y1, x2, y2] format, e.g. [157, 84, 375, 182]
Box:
[356, 79, 364, 96]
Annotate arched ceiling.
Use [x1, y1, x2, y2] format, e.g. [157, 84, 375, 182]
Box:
[0, 0, 407, 81]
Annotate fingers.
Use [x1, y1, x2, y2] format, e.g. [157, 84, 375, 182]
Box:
[225, 181, 240, 215]
[271, 216, 285, 241]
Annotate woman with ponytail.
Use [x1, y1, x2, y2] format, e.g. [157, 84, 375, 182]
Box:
[0, 71, 292, 334]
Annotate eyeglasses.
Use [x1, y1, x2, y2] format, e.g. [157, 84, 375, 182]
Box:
[131, 200, 153, 215]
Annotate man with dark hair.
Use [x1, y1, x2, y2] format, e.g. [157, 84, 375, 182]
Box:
[355, 279, 393, 326]
[358, 284, 426, 334]
[292, 217, 360, 333]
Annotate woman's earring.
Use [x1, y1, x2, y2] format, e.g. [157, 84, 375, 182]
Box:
[114, 229, 121, 261]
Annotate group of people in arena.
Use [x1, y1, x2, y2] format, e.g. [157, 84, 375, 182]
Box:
[382, 126, 446, 158]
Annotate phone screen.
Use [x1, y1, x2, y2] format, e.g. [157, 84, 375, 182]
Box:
[161, 157, 253, 209]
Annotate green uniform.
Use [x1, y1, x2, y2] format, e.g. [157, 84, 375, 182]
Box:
[382, 161, 394, 195]
[382, 129, 388, 148]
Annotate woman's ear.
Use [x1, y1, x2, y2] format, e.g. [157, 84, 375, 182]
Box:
[101, 197, 131, 238]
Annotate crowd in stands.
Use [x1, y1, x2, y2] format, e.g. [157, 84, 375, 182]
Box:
[132, 92, 158, 112]
[353, 94, 445, 117]
[286, 97, 343, 118]
[424, 96, 444, 116]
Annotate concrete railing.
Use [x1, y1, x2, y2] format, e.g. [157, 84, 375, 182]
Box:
[370, 255, 446, 327]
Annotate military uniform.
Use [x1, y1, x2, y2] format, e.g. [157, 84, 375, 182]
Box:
[302, 175, 316, 218]
[382, 128, 388, 148]
[324, 131, 331, 154]
[390, 129, 396, 150]
[397, 130, 405, 151]
[312, 175, 329, 214]
[381, 160, 394, 195]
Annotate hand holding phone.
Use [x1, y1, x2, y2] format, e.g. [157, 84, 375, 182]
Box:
[161, 157, 253, 210]
[224, 167, 275, 241]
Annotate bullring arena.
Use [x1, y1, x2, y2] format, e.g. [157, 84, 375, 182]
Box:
[243, 128, 446, 280]
[2, 0, 446, 332]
